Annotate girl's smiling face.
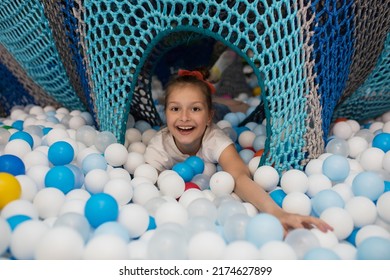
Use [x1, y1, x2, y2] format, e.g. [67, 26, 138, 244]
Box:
[165, 84, 213, 155]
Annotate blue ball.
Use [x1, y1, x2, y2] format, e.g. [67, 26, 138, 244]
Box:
[45, 165, 75, 194]
[233, 126, 250, 137]
[385, 180, 390, 192]
[48, 141, 74, 166]
[346, 227, 359, 246]
[372, 133, 390, 153]
[357, 237, 390, 260]
[304, 247, 341, 260]
[185, 156, 204, 175]
[82, 153, 107, 174]
[311, 189, 345, 216]
[172, 162, 194, 182]
[148, 216, 156, 230]
[42, 127, 52, 135]
[84, 193, 119, 228]
[352, 171, 384, 201]
[12, 120, 24, 131]
[270, 188, 286, 207]
[0, 154, 25, 176]
[9, 131, 34, 148]
[245, 213, 284, 248]
[322, 154, 350, 182]
[6, 215, 31, 231]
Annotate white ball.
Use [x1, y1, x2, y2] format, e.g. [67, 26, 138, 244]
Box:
[22, 150, 50, 170]
[118, 204, 149, 239]
[306, 174, 332, 197]
[331, 183, 354, 203]
[45, 128, 70, 146]
[68, 115, 86, 130]
[109, 167, 132, 180]
[10, 220, 49, 259]
[383, 151, 390, 173]
[125, 128, 142, 144]
[128, 141, 146, 154]
[209, 171, 235, 196]
[304, 159, 324, 176]
[103, 178, 133, 206]
[223, 241, 259, 259]
[359, 147, 385, 171]
[369, 121, 384, 133]
[344, 196, 377, 227]
[84, 169, 110, 194]
[141, 129, 157, 146]
[154, 201, 188, 226]
[16, 175, 38, 202]
[376, 192, 390, 223]
[248, 156, 261, 176]
[4, 139, 32, 158]
[332, 121, 353, 139]
[1, 200, 39, 220]
[282, 192, 312, 216]
[331, 241, 357, 260]
[346, 119, 361, 134]
[238, 130, 256, 148]
[25, 165, 50, 190]
[355, 224, 390, 246]
[123, 152, 145, 174]
[33, 188, 66, 219]
[104, 143, 128, 167]
[132, 182, 160, 205]
[258, 240, 297, 260]
[188, 231, 226, 259]
[347, 136, 368, 159]
[0, 217, 11, 256]
[83, 234, 128, 259]
[157, 173, 185, 199]
[280, 169, 309, 194]
[253, 165, 279, 192]
[310, 228, 339, 248]
[34, 227, 84, 259]
[320, 207, 354, 240]
[178, 189, 205, 208]
[133, 163, 158, 184]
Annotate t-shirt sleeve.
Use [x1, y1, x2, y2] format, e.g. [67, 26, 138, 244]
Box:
[201, 125, 234, 163]
[143, 132, 170, 172]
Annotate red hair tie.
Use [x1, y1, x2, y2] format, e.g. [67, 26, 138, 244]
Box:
[177, 69, 216, 94]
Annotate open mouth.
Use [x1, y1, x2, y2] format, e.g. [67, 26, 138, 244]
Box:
[177, 126, 195, 133]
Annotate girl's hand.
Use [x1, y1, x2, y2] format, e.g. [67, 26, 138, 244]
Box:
[275, 211, 334, 236]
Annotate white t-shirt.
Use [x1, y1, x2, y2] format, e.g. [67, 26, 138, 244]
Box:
[144, 124, 233, 172]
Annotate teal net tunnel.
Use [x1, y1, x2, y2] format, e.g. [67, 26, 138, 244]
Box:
[1, 0, 389, 173]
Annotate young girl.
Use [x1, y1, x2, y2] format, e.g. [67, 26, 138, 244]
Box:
[144, 69, 332, 234]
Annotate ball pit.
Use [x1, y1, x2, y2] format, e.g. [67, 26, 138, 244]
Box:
[0, 105, 390, 260]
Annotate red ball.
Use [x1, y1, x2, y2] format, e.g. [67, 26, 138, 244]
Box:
[185, 182, 201, 191]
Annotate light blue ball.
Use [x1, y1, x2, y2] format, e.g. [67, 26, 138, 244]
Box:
[45, 165, 75, 194]
[357, 237, 390, 260]
[9, 131, 34, 148]
[191, 174, 210, 190]
[54, 212, 91, 242]
[245, 213, 284, 248]
[253, 135, 266, 151]
[352, 171, 385, 201]
[84, 193, 119, 228]
[185, 156, 205, 175]
[223, 213, 250, 243]
[48, 141, 74, 166]
[239, 149, 255, 164]
[311, 189, 345, 216]
[304, 247, 341, 260]
[82, 153, 107, 174]
[223, 112, 240, 127]
[134, 120, 152, 134]
[322, 154, 350, 182]
[172, 162, 194, 182]
[66, 164, 84, 189]
[94, 221, 130, 242]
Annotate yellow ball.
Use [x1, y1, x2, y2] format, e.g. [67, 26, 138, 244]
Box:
[253, 86, 261, 96]
[0, 172, 21, 209]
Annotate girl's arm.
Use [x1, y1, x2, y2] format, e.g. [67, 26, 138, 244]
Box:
[218, 144, 332, 233]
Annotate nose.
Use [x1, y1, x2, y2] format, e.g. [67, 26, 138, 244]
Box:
[180, 109, 190, 121]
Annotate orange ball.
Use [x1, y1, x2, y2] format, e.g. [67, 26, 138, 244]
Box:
[0, 172, 21, 209]
[254, 149, 264, 157]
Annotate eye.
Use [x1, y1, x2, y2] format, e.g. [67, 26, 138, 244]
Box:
[192, 106, 202, 112]
[169, 106, 179, 112]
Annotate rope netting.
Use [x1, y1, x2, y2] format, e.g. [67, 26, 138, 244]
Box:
[0, 0, 389, 173]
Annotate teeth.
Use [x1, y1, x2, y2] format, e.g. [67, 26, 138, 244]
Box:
[178, 126, 193, 130]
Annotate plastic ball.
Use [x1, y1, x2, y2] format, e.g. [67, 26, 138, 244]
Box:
[154, 201, 188, 226]
[172, 162, 194, 182]
[223, 112, 240, 126]
[4, 138, 32, 158]
[325, 137, 350, 157]
[117, 203, 149, 239]
[352, 171, 384, 201]
[320, 207, 354, 240]
[359, 147, 385, 171]
[103, 178, 133, 206]
[84, 193, 119, 228]
[304, 158, 323, 176]
[147, 227, 188, 259]
[53, 212, 91, 242]
[33, 188, 66, 219]
[258, 240, 297, 260]
[238, 130, 256, 148]
[94, 131, 117, 153]
[93, 221, 130, 242]
[1, 199, 39, 220]
[280, 169, 309, 194]
[34, 227, 84, 259]
[0, 127, 11, 144]
[178, 189, 204, 208]
[187, 198, 218, 222]
[356, 237, 390, 260]
[223, 240, 259, 260]
[132, 181, 160, 205]
[303, 247, 341, 260]
[9, 131, 34, 148]
[185, 156, 205, 175]
[217, 200, 247, 226]
[284, 228, 320, 259]
[133, 163, 158, 184]
[157, 173, 185, 199]
[322, 154, 350, 182]
[6, 214, 31, 231]
[65, 164, 84, 189]
[123, 152, 145, 174]
[282, 192, 312, 216]
[0, 172, 22, 209]
[48, 141, 74, 166]
[253, 165, 279, 192]
[311, 189, 345, 216]
[104, 143, 128, 167]
[372, 133, 390, 153]
[223, 213, 250, 242]
[344, 196, 377, 227]
[82, 153, 108, 174]
[0, 154, 25, 176]
[188, 231, 226, 259]
[253, 135, 267, 151]
[245, 213, 284, 248]
[347, 136, 368, 158]
[0, 217, 12, 256]
[75, 125, 97, 147]
[209, 171, 235, 196]
[269, 188, 287, 207]
[376, 192, 390, 223]
[84, 169, 109, 194]
[238, 149, 255, 164]
[44, 165, 75, 194]
[355, 224, 390, 246]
